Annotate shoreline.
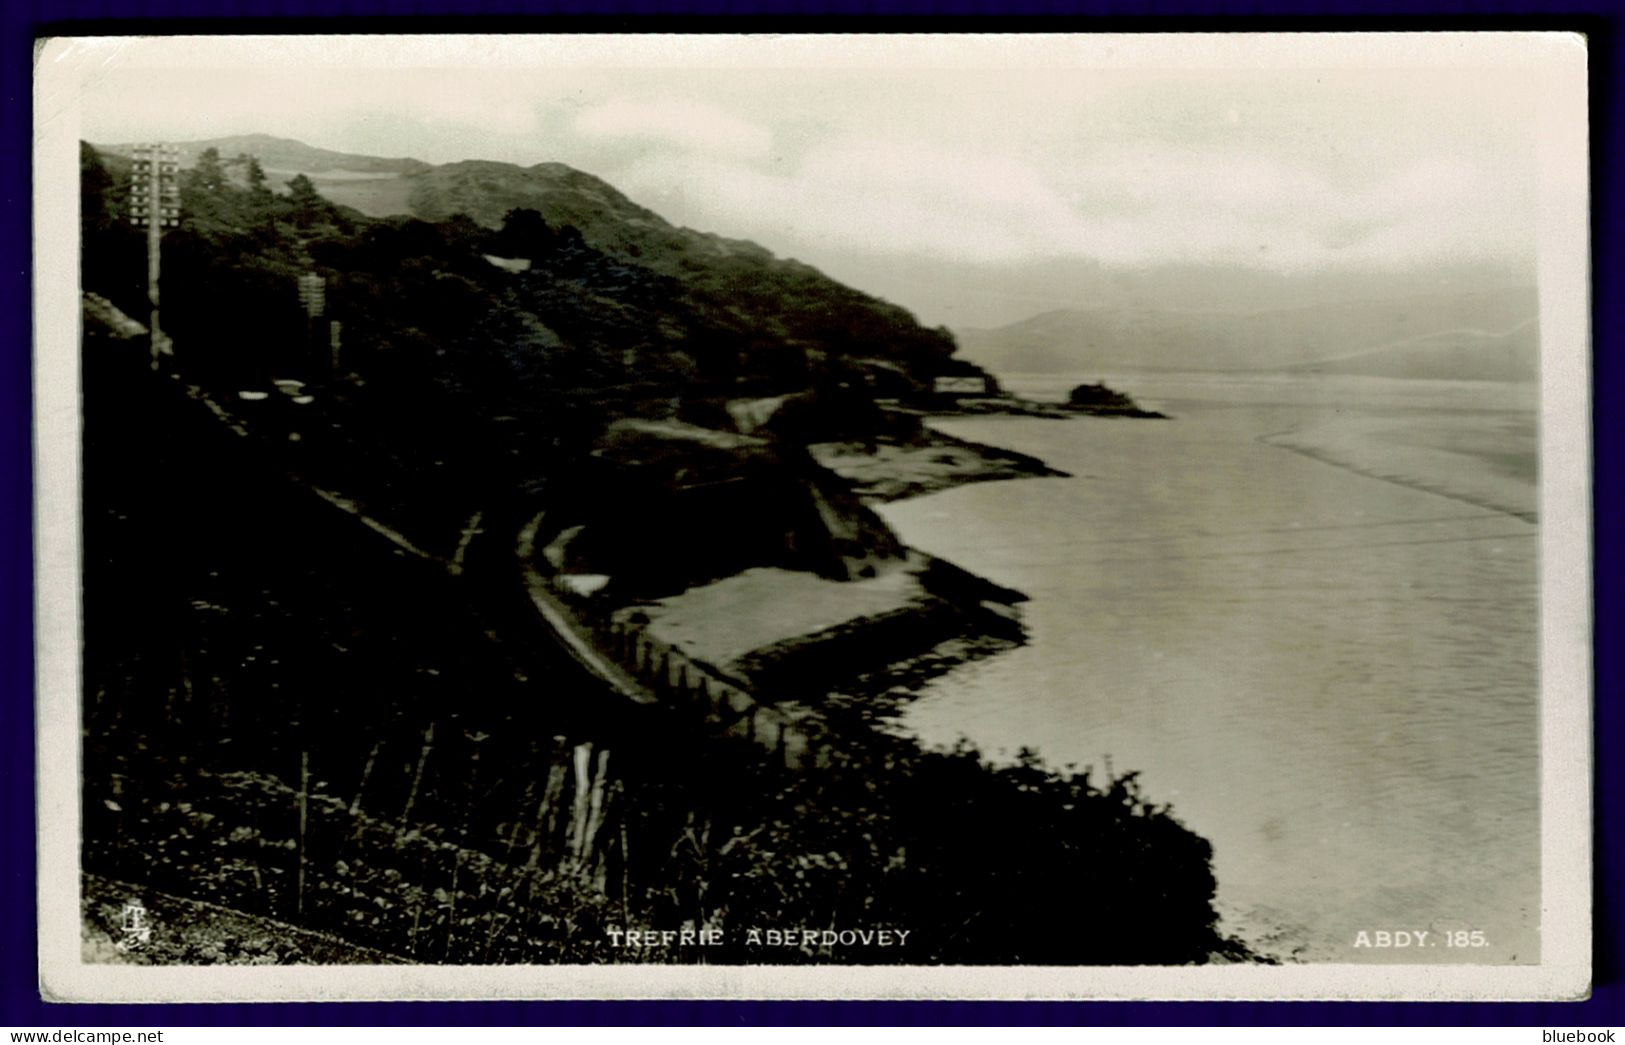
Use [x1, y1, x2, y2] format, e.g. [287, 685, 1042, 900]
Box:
[518, 408, 1070, 764]
[810, 425, 1069, 504]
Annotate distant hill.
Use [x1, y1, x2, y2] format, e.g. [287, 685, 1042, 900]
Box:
[1285, 318, 1539, 381]
[95, 135, 428, 217]
[96, 134, 431, 176]
[955, 288, 1540, 382]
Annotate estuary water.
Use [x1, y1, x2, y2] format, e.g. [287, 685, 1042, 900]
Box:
[876, 372, 1540, 963]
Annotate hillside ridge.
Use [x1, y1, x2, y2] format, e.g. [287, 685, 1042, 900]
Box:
[956, 287, 1540, 381]
[95, 133, 431, 175]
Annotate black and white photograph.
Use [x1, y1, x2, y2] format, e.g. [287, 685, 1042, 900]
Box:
[32, 32, 1591, 1001]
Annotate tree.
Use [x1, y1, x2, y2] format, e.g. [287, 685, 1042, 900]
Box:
[80, 142, 115, 234]
[192, 147, 225, 193]
[494, 208, 553, 259]
[285, 173, 324, 227]
[241, 154, 270, 200]
[79, 144, 134, 306]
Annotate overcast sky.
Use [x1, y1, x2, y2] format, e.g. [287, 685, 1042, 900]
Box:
[50, 34, 1570, 327]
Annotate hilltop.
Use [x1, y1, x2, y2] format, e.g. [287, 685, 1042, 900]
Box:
[96, 133, 431, 176]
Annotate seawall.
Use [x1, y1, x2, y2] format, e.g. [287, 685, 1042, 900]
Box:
[518, 510, 824, 769]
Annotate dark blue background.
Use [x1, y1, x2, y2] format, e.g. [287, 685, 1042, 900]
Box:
[3, 0, 1618, 1027]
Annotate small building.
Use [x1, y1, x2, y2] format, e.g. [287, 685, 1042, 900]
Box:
[932, 374, 994, 399]
[482, 254, 533, 273]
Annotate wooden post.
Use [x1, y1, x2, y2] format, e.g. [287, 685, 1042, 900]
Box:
[542, 757, 565, 844]
[442, 851, 462, 962]
[582, 747, 611, 876]
[351, 740, 380, 817]
[145, 151, 163, 370]
[399, 722, 435, 828]
[296, 750, 309, 918]
[528, 759, 568, 870]
[618, 804, 631, 925]
[503, 779, 538, 866]
[567, 742, 592, 867]
[481, 911, 509, 964]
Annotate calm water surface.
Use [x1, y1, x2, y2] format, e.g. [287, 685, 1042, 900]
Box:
[877, 373, 1539, 963]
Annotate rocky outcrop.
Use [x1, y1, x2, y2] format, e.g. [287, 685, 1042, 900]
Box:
[1066, 381, 1167, 418]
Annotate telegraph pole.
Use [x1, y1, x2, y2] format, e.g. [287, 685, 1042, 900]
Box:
[129, 143, 180, 371]
[329, 319, 343, 376]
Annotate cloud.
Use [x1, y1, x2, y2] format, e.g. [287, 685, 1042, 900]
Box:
[407, 85, 541, 138]
[603, 129, 1532, 275]
[572, 98, 772, 160]
[611, 135, 1083, 264]
[75, 56, 1538, 281]
[77, 68, 547, 160]
[1052, 146, 1532, 269]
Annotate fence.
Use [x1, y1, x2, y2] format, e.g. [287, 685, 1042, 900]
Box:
[578, 595, 824, 771]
